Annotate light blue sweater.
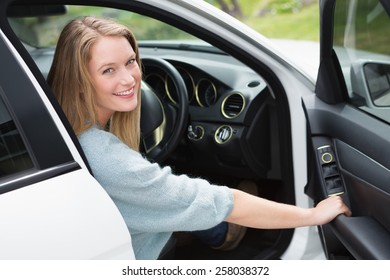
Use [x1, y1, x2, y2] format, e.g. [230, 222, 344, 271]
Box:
[79, 126, 234, 259]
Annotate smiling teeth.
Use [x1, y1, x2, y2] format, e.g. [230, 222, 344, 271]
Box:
[114, 89, 133, 96]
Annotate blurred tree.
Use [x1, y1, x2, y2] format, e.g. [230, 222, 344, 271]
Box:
[216, 0, 243, 17]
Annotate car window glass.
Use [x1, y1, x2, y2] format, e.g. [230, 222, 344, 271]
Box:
[8, 5, 199, 48]
[0, 90, 34, 179]
[333, 0, 390, 124]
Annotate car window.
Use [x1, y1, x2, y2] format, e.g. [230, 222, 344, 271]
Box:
[8, 5, 198, 48]
[333, 0, 390, 123]
[0, 90, 34, 179]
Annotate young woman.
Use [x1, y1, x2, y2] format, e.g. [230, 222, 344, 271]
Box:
[47, 16, 351, 260]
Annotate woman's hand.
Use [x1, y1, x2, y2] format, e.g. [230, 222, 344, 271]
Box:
[310, 195, 352, 225]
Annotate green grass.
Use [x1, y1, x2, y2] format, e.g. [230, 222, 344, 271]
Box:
[244, 4, 319, 41]
[213, 0, 320, 41]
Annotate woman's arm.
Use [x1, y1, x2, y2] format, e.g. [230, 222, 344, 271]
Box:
[225, 189, 351, 229]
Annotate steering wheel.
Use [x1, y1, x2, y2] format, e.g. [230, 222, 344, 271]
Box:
[140, 57, 189, 163]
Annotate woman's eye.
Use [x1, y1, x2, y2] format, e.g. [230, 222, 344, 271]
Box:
[103, 68, 114, 74]
[126, 59, 135, 65]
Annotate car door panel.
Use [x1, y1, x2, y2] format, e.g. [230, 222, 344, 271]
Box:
[306, 0, 390, 260]
[0, 170, 134, 259]
[333, 216, 390, 260]
[0, 24, 134, 259]
[303, 93, 390, 260]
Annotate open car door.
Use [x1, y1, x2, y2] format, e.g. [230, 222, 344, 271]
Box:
[304, 0, 390, 259]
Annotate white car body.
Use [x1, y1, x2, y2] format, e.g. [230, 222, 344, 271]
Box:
[0, 29, 135, 260]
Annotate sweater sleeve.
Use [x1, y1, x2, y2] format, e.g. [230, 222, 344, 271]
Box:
[79, 127, 234, 234]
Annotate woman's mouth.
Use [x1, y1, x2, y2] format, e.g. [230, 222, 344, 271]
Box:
[113, 88, 134, 97]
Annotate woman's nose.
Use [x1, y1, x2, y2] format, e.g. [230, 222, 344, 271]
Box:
[120, 68, 135, 84]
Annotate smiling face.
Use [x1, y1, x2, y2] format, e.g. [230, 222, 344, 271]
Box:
[87, 35, 141, 126]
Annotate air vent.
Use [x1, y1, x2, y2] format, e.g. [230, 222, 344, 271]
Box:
[221, 92, 245, 119]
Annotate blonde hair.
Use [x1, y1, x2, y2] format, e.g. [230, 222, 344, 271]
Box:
[47, 16, 141, 151]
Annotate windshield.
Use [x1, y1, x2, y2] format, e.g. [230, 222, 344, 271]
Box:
[333, 0, 390, 109]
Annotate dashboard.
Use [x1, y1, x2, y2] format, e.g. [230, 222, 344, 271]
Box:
[139, 42, 281, 180]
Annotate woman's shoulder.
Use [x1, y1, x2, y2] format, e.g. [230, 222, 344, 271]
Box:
[78, 125, 151, 181]
[80, 125, 108, 138]
[79, 125, 142, 165]
[79, 125, 111, 145]
[79, 125, 128, 152]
